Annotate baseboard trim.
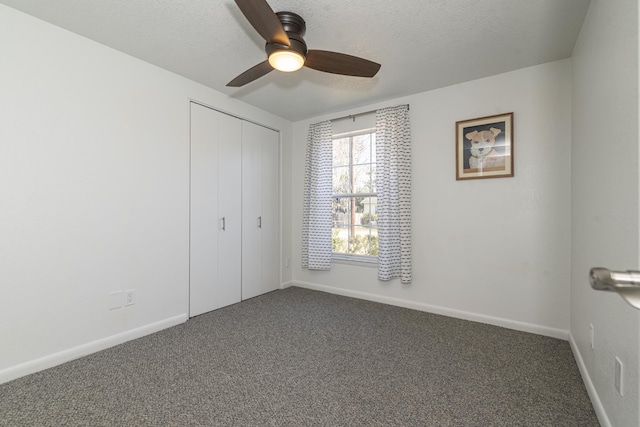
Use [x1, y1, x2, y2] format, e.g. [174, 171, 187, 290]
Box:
[569, 333, 611, 427]
[280, 281, 293, 289]
[0, 313, 187, 385]
[294, 281, 569, 340]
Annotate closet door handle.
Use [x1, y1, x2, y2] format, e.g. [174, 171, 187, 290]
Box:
[220, 217, 226, 231]
[257, 216, 262, 228]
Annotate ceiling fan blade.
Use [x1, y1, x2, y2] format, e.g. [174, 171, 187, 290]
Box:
[305, 50, 381, 78]
[227, 60, 274, 87]
[234, 0, 290, 46]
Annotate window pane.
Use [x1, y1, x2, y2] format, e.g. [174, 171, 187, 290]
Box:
[353, 164, 373, 193]
[369, 227, 379, 256]
[360, 197, 377, 227]
[333, 137, 350, 167]
[332, 165, 350, 194]
[349, 226, 378, 256]
[352, 134, 371, 165]
[332, 197, 351, 254]
[332, 197, 350, 224]
[354, 196, 364, 216]
[332, 227, 348, 254]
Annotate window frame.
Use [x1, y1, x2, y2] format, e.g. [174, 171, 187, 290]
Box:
[331, 128, 378, 264]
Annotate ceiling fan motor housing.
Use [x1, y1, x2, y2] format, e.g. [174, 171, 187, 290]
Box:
[276, 11, 306, 36]
[266, 12, 308, 58]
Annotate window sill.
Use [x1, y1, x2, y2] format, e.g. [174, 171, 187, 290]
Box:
[331, 254, 378, 268]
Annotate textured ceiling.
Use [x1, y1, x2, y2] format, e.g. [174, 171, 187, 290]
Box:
[0, 0, 590, 121]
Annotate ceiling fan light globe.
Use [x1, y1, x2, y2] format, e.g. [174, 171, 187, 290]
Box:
[268, 50, 305, 72]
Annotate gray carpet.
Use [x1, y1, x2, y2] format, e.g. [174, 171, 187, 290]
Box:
[0, 287, 598, 426]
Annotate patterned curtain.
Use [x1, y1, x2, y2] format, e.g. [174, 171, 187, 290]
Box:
[376, 106, 412, 283]
[302, 121, 333, 270]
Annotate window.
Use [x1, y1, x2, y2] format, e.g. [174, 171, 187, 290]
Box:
[331, 130, 377, 260]
[303, 106, 410, 279]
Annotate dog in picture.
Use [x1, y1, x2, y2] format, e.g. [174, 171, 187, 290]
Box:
[466, 127, 505, 170]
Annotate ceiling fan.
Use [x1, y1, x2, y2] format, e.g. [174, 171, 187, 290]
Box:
[227, 0, 381, 87]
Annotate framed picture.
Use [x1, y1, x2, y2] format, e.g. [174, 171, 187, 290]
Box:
[456, 112, 513, 180]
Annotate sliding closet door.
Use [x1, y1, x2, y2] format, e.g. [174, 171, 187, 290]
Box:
[216, 112, 242, 308]
[190, 103, 219, 316]
[190, 103, 242, 317]
[242, 121, 280, 300]
[260, 127, 280, 295]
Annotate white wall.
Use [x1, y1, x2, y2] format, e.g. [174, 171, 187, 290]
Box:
[0, 4, 291, 383]
[290, 59, 573, 338]
[570, 0, 640, 425]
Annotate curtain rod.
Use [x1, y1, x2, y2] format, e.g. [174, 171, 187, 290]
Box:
[329, 104, 409, 123]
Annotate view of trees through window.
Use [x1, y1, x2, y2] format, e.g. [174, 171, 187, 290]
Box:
[332, 132, 377, 258]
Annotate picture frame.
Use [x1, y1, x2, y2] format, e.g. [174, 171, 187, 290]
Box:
[456, 112, 513, 180]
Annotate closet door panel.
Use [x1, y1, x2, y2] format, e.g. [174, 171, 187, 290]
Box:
[241, 122, 264, 300]
[261, 130, 280, 294]
[242, 122, 280, 300]
[189, 103, 221, 317]
[216, 113, 242, 309]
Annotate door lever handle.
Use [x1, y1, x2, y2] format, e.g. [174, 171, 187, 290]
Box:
[590, 268, 640, 290]
[590, 267, 640, 310]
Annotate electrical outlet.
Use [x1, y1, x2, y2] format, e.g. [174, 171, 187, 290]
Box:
[124, 289, 135, 306]
[615, 357, 624, 396]
[285, 257, 290, 268]
[589, 323, 595, 349]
